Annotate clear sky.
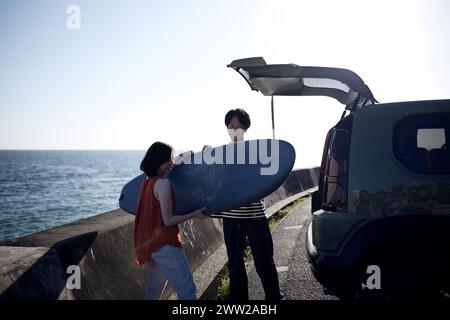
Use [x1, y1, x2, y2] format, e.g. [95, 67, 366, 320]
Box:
[1, 0, 449, 168]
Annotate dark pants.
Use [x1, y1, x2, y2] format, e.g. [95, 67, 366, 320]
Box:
[223, 217, 282, 300]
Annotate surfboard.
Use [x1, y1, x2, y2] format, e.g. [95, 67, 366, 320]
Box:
[119, 139, 295, 215]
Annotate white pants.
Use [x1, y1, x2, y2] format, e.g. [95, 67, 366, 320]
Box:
[144, 245, 197, 300]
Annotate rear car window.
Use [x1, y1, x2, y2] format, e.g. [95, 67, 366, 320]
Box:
[393, 112, 450, 175]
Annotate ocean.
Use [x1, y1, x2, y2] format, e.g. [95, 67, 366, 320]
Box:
[0, 150, 148, 243]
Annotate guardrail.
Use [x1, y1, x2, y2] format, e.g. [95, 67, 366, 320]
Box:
[0, 167, 319, 300]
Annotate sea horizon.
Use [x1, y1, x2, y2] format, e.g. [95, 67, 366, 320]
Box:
[0, 150, 147, 243]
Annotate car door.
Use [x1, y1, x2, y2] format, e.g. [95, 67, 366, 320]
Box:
[227, 57, 377, 111]
[228, 57, 378, 213]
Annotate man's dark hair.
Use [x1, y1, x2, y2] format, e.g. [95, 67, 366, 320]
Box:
[224, 108, 251, 130]
[140, 142, 173, 177]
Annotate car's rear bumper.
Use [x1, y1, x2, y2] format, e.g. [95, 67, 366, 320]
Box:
[306, 215, 450, 297]
[306, 223, 359, 296]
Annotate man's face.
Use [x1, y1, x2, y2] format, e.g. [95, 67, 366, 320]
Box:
[227, 116, 246, 142]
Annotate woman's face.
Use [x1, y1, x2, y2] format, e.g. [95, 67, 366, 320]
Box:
[158, 154, 174, 176]
[227, 116, 246, 142]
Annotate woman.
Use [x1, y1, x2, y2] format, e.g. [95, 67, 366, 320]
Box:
[134, 141, 206, 300]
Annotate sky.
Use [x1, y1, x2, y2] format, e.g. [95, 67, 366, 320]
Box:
[0, 0, 449, 168]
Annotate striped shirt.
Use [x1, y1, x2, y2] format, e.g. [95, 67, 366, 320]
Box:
[211, 199, 267, 219]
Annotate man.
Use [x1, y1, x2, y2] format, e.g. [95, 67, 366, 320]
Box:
[210, 108, 283, 301]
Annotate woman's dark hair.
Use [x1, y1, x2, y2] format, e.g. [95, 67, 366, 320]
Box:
[224, 108, 251, 130]
[140, 142, 173, 177]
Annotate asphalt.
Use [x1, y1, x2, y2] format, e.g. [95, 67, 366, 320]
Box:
[247, 197, 337, 300]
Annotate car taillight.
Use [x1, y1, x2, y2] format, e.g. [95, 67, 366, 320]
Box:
[318, 129, 333, 192]
[323, 114, 353, 212]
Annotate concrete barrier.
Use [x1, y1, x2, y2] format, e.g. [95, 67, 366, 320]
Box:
[0, 167, 319, 300]
[263, 167, 320, 208]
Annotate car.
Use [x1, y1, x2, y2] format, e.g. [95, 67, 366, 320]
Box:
[228, 57, 450, 299]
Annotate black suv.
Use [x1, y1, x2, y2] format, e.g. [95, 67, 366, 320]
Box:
[228, 57, 450, 298]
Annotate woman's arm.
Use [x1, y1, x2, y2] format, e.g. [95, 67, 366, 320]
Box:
[154, 178, 206, 226]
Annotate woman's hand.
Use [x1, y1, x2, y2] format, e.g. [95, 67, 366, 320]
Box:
[192, 207, 208, 219]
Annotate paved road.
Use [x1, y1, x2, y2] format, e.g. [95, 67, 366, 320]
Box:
[247, 197, 337, 300]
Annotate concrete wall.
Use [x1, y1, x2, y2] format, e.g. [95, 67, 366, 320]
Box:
[264, 168, 320, 208]
[0, 167, 319, 300]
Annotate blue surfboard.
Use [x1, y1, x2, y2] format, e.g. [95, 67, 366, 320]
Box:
[119, 139, 295, 215]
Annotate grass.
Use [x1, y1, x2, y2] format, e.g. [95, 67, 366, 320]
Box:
[216, 275, 230, 300]
[215, 195, 310, 300]
[268, 196, 308, 231]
